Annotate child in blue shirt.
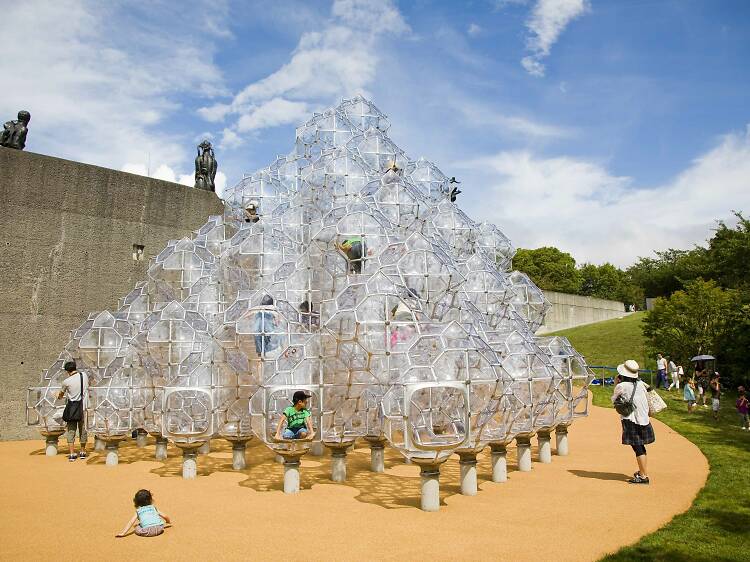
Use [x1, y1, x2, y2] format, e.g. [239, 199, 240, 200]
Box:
[116, 489, 171, 538]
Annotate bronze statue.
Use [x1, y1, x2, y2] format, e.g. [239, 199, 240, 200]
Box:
[194, 139, 217, 191]
[0, 110, 31, 150]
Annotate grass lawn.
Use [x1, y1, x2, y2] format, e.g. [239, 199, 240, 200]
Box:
[551, 314, 750, 562]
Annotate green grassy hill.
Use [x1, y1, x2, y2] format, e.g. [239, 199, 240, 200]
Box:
[549, 311, 652, 369]
[552, 313, 750, 562]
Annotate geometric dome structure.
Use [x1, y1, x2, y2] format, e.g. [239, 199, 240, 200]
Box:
[27, 97, 593, 509]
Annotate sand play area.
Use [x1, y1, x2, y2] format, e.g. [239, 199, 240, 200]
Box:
[0, 400, 707, 562]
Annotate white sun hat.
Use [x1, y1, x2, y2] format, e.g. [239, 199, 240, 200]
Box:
[617, 359, 640, 378]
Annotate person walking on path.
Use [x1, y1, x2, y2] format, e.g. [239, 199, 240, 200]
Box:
[57, 360, 89, 462]
[709, 372, 722, 421]
[612, 359, 655, 484]
[667, 358, 680, 391]
[736, 387, 749, 430]
[683, 375, 697, 413]
[655, 354, 667, 389]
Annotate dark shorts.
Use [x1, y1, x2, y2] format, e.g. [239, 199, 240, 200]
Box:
[621, 419, 655, 447]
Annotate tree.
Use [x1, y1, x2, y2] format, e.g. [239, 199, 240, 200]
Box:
[643, 279, 735, 373]
[626, 247, 708, 299]
[706, 212, 750, 290]
[512, 247, 582, 294]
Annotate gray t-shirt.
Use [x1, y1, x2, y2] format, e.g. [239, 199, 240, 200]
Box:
[61, 371, 89, 406]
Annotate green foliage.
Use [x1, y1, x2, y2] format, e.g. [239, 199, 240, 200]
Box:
[625, 211, 750, 299]
[579, 262, 645, 305]
[513, 248, 643, 305]
[643, 279, 737, 378]
[715, 298, 750, 387]
[512, 247, 582, 294]
[626, 247, 709, 299]
[706, 212, 750, 290]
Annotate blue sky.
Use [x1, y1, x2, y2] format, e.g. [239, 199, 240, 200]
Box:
[3, 0, 749, 266]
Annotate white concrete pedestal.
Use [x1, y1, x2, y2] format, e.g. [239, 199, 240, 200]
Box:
[516, 436, 532, 472]
[329, 447, 348, 482]
[182, 449, 198, 479]
[538, 432, 552, 464]
[154, 437, 168, 461]
[369, 442, 385, 473]
[490, 444, 508, 483]
[419, 464, 441, 512]
[136, 431, 148, 448]
[232, 441, 248, 470]
[283, 458, 301, 494]
[44, 435, 60, 457]
[105, 442, 119, 466]
[94, 436, 106, 452]
[458, 453, 478, 496]
[556, 427, 569, 456]
[198, 440, 211, 455]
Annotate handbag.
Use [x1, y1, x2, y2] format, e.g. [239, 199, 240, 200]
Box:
[647, 389, 667, 414]
[614, 380, 638, 416]
[62, 373, 85, 423]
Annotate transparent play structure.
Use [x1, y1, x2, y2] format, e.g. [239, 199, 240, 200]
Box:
[27, 97, 593, 509]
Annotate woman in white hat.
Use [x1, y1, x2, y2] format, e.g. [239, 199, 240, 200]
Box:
[611, 359, 655, 484]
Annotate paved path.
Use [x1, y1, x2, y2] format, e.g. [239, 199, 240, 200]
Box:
[0, 400, 707, 561]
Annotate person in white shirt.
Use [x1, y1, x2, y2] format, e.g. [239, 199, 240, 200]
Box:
[667, 358, 680, 391]
[57, 361, 90, 462]
[611, 359, 655, 484]
[655, 353, 668, 389]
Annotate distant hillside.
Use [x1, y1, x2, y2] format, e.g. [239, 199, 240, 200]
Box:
[550, 312, 653, 371]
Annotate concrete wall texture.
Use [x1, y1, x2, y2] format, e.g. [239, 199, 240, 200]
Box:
[0, 148, 223, 439]
[536, 290, 627, 335]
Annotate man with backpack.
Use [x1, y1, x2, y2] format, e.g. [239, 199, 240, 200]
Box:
[57, 361, 89, 462]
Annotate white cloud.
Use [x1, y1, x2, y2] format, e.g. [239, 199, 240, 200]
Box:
[122, 164, 228, 197]
[332, 0, 410, 35]
[199, 0, 409, 141]
[236, 98, 311, 132]
[457, 125, 750, 266]
[467, 23, 483, 37]
[447, 97, 574, 140]
[0, 1, 228, 180]
[521, 0, 590, 77]
[220, 128, 243, 150]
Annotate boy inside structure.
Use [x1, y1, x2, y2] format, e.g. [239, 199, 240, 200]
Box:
[338, 237, 365, 274]
[275, 391, 314, 440]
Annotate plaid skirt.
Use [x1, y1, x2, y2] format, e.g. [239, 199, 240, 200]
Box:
[621, 419, 655, 446]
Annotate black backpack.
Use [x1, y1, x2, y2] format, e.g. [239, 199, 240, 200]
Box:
[614, 380, 639, 416]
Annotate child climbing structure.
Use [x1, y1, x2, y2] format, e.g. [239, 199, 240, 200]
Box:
[26, 97, 593, 511]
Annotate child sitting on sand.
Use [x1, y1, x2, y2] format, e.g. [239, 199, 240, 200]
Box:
[116, 489, 171, 538]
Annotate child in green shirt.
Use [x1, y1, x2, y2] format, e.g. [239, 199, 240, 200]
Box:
[275, 390, 313, 439]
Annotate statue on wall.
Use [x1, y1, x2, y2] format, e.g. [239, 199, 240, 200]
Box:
[0, 110, 31, 150]
[194, 139, 217, 192]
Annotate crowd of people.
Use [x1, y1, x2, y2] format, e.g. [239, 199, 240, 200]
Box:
[611, 351, 748, 486]
[651, 353, 748, 426]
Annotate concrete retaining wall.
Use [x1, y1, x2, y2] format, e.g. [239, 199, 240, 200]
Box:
[536, 291, 627, 335]
[0, 148, 223, 439]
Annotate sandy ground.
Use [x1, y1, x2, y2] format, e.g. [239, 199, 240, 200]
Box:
[0, 400, 707, 562]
